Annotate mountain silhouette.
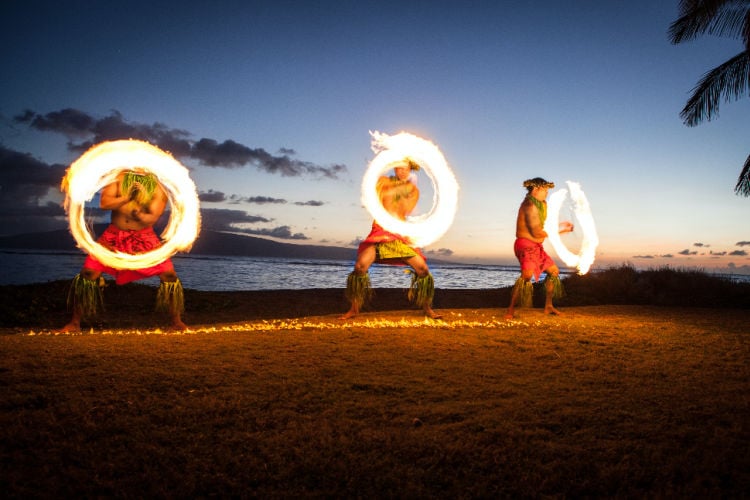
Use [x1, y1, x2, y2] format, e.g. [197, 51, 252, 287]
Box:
[0, 224, 357, 261]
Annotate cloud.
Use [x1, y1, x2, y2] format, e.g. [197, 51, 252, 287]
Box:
[241, 196, 288, 205]
[0, 145, 68, 234]
[199, 208, 271, 232]
[737, 241, 750, 247]
[678, 249, 698, 256]
[0, 145, 66, 198]
[240, 225, 309, 240]
[225, 196, 321, 206]
[0, 143, 316, 241]
[729, 250, 748, 256]
[182, 208, 311, 240]
[633, 255, 655, 259]
[425, 248, 454, 257]
[15, 108, 347, 178]
[198, 190, 227, 203]
[710, 250, 727, 256]
[693, 242, 709, 247]
[15, 108, 95, 137]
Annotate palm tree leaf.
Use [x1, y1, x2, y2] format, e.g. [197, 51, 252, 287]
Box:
[670, 1, 750, 196]
[669, 0, 750, 43]
[680, 50, 750, 125]
[734, 153, 750, 196]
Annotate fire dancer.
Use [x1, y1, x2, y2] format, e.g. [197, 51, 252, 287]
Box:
[341, 158, 441, 319]
[61, 170, 187, 331]
[505, 177, 574, 319]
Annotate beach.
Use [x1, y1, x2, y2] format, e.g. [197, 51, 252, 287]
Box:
[1, 277, 749, 496]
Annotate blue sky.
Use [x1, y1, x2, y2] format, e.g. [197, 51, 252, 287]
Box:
[1, 1, 748, 272]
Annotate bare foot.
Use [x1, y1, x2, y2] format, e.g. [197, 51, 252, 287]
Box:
[544, 307, 562, 316]
[424, 307, 443, 319]
[58, 322, 81, 333]
[171, 319, 189, 331]
[339, 308, 358, 320]
[504, 310, 515, 320]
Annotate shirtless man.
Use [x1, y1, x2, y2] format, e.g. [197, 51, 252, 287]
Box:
[61, 170, 187, 331]
[505, 177, 574, 319]
[341, 158, 441, 319]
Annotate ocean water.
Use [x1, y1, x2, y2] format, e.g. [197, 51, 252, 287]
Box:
[3, 250, 748, 291]
[0, 250, 524, 290]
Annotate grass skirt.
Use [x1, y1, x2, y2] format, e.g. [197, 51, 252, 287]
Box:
[67, 274, 104, 319]
[544, 274, 565, 300]
[345, 272, 373, 308]
[156, 279, 184, 315]
[512, 277, 534, 308]
[408, 273, 435, 308]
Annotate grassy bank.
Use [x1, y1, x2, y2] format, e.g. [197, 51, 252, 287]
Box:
[2, 305, 749, 497]
[1, 266, 748, 496]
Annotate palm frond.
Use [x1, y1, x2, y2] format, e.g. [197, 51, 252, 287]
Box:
[707, 5, 750, 39]
[669, 0, 737, 43]
[680, 50, 750, 125]
[734, 152, 750, 196]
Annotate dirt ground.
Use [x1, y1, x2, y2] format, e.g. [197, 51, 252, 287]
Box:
[1, 292, 748, 497]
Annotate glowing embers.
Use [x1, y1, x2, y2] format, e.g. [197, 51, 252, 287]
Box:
[362, 131, 459, 248]
[62, 139, 201, 269]
[27, 315, 531, 336]
[545, 181, 598, 274]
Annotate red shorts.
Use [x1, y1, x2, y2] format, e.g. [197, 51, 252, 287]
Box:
[83, 224, 174, 285]
[514, 238, 555, 281]
[357, 221, 425, 264]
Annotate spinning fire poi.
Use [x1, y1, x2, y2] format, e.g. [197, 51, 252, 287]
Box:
[341, 131, 459, 320]
[60, 139, 201, 332]
[545, 180, 599, 275]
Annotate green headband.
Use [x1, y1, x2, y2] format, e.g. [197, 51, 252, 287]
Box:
[523, 177, 554, 189]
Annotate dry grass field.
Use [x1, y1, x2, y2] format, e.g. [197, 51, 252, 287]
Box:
[1, 267, 749, 497]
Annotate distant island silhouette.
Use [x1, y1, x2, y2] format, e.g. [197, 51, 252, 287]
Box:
[0, 224, 358, 261]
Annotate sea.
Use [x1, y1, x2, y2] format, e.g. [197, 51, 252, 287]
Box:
[2, 249, 748, 290]
[0, 249, 526, 290]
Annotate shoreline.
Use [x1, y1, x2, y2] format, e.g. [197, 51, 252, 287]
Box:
[0, 280, 510, 332]
[3, 269, 750, 332]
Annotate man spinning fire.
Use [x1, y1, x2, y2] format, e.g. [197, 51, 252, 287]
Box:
[505, 177, 574, 319]
[341, 158, 441, 319]
[61, 170, 187, 331]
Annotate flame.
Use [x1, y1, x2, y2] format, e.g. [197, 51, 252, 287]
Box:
[61, 140, 200, 270]
[27, 315, 533, 336]
[362, 131, 459, 248]
[545, 181, 599, 274]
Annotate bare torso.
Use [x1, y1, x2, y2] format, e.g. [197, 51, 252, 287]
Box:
[377, 175, 419, 220]
[515, 198, 547, 243]
[102, 172, 168, 231]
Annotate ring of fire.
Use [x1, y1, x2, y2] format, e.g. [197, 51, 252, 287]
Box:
[62, 139, 201, 270]
[545, 181, 598, 274]
[362, 131, 458, 248]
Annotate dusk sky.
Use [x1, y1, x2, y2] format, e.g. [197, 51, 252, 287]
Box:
[1, 1, 748, 272]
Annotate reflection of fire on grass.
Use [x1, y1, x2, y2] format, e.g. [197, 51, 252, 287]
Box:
[28, 316, 536, 336]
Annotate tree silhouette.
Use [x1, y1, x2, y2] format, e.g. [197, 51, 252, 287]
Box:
[668, 0, 750, 195]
